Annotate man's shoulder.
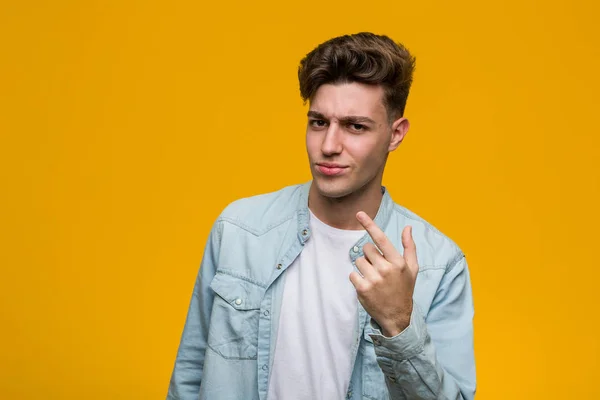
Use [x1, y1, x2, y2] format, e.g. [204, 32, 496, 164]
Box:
[216, 183, 305, 234]
[389, 201, 465, 269]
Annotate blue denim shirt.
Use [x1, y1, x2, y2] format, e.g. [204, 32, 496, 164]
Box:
[167, 182, 476, 400]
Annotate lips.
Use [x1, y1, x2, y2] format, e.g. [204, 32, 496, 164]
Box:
[316, 163, 348, 176]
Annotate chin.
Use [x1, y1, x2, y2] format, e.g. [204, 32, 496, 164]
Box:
[312, 176, 355, 199]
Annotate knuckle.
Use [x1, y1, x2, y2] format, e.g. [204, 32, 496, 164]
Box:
[356, 256, 368, 268]
[361, 281, 373, 292]
[378, 264, 391, 277]
[373, 233, 386, 245]
[397, 260, 408, 271]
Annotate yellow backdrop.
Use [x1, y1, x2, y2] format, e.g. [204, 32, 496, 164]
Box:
[1, 0, 599, 398]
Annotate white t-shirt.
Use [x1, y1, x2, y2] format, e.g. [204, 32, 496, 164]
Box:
[267, 209, 366, 400]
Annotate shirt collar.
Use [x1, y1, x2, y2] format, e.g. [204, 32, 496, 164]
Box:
[296, 180, 394, 245]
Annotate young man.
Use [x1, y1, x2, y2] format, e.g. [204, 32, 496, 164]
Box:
[167, 32, 476, 400]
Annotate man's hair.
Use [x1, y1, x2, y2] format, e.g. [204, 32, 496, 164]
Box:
[298, 32, 416, 121]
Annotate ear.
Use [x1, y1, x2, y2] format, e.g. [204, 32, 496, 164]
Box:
[388, 117, 410, 152]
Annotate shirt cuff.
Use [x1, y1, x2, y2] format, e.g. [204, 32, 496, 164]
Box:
[368, 305, 427, 360]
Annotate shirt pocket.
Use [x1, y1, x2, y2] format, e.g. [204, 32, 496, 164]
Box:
[207, 272, 264, 360]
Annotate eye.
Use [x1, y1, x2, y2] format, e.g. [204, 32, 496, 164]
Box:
[349, 123, 366, 132]
[309, 119, 327, 128]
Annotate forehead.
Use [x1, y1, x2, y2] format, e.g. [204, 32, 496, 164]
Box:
[309, 82, 387, 120]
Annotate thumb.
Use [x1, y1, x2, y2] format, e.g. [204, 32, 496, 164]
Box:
[402, 226, 418, 272]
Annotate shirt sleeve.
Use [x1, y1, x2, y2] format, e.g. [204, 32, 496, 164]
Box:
[166, 220, 223, 400]
[368, 254, 476, 400]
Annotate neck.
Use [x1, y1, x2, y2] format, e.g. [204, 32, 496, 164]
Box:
[308, 179, 383, 230]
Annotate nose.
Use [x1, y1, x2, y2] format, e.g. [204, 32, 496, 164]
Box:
[321, 122, 343, 156]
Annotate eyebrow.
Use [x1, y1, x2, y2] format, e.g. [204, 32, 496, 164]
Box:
[307, 111, 376, 125]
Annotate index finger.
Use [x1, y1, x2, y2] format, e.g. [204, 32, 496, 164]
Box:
[356, 211, 398, 260]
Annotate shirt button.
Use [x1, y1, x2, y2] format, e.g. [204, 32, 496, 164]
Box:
[352, 246, 359, 253]
[263, 310, 270, 317]
[262, 364, 268, 371]
[302, 229, 308, 236]
[276, 263, 282, 270]
[234, 298, 242, 305]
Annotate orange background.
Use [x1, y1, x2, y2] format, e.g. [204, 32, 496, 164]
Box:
[1, 0, 599, 398]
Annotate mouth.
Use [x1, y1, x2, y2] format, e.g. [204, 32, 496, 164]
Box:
[316, 163, 348, 176]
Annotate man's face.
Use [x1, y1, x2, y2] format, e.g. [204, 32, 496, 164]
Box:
[306, 82, 407, 199]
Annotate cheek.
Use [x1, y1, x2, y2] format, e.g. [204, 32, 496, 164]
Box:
[305, 132, 320, 154]
[347, 137, 384, 165]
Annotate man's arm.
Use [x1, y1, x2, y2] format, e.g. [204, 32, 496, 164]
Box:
[371, 256, 476, 400]
[369, 254, 476, 399]
[166, 220, 222, 400]
[350, 211, 475, 399]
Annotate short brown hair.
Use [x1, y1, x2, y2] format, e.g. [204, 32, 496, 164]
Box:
[298, 32, 416, 120]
